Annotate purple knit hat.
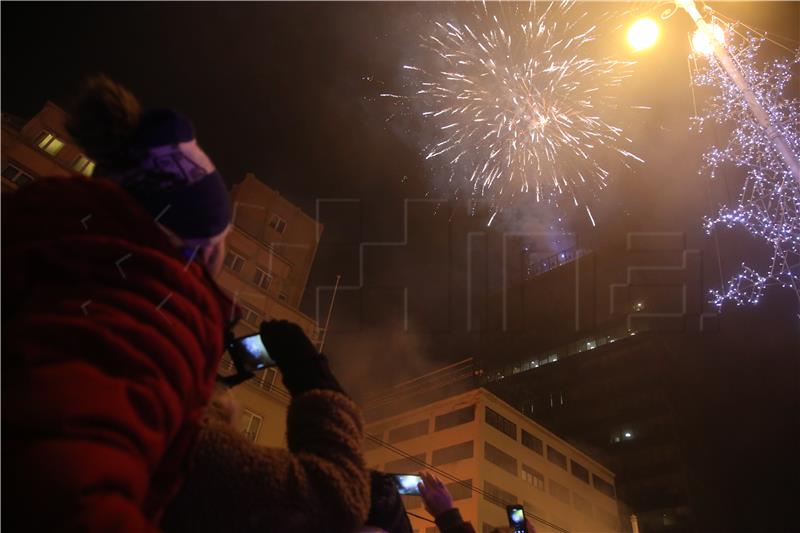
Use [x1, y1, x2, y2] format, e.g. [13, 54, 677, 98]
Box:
[113, 109, 231, 240]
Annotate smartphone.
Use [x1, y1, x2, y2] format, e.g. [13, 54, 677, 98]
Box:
[390, 474, 423, 496]
[506, 505, 528, 533]
[228, 333, 276, 372]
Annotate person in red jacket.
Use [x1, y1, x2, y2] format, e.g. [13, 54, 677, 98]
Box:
[2, 76, 236, 531]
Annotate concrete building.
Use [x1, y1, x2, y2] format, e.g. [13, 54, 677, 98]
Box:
[363, 374, 621, 533]
[2, 102, 95, 192]
[215, 173, 325, 447]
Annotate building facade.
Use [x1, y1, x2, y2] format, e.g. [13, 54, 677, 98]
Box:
[2, 102, 95, 192]
[215, 173, 325, 447]
[363, 387, 621, 533]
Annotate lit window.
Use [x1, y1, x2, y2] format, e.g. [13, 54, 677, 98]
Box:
[253, 267, 273, 290]
[268, 214, 287, 234]
[35, 131, 65, 156]
[240, 409, 262, 442]
[240, 304, 262, 327]
[223, 250, 246, 273]
[2, 164, 34, 187]
[72, 154, 96, 176]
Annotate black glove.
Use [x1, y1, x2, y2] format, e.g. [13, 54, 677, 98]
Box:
[259, 320, 344, 396]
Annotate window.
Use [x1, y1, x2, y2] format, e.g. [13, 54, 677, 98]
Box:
[240, 304, 262, 327]
[385, 453, 425, 473]
[485, 407, 517, 440]
[548, 479, 571, 505]
[483, 481, 517, 508]
[223, 250, 246, 273]
[547, 445, 567, 470]
[71, 154, 96, 176]
[484, 442, 517, 476]
[2, 164, 34, 187]
[435, 404, 475, 431]
[592, 474, 616, 499]
[521, 430, 543, 455]
[240, 409, 262, 442]
[431, 441, 473, 466]
[268, 214, 287, 234]
[446, 479, 472, 501]
[572, 492, 592, 516]
[570, 459, 590, 484]
[521, 464, 545, 491]
[253, 267, 273, 290]
[388, 419, 429, 444]
[35, 131, 65, 156]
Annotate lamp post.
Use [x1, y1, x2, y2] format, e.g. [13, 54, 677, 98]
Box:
[675, 0, 800, 186]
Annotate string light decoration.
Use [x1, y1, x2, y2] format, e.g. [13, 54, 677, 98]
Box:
[691, 31, 800, 309]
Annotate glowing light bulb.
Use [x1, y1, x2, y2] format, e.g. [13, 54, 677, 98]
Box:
[627, 18, 660, 52]
[692, 23, 726, 55]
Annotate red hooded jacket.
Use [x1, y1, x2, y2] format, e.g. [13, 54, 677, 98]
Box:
[2, 177, 236, 531]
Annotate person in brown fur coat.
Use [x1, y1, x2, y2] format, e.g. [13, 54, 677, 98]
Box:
[161, 320, 371, 533]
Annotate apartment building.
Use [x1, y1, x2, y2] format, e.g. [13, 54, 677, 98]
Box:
[215, 173, 325, 447]
[2, 102, 95, 192]
[364, 387, 621, 533]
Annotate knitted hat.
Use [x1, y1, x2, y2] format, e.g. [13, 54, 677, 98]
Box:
[68, 76, 231, 241]
[117, 109, 231, 240]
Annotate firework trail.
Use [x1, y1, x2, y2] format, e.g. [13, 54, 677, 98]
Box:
[384, 1, 642, 225]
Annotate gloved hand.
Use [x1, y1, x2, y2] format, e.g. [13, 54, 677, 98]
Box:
[259, 320, 344, 396]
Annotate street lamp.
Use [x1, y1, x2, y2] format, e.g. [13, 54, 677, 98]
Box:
[627, 17, 660, 52]
[691, 23, 726, 55]
[674, 0, 800, 185]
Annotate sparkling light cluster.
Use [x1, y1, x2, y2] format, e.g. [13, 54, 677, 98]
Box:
[384, 1, 641, 225]
[692, 35, 800, 309]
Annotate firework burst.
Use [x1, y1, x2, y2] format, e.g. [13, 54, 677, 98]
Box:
[384, 1, 642, 225]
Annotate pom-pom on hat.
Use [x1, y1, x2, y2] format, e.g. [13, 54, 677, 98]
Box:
[68, 76, 231, 241]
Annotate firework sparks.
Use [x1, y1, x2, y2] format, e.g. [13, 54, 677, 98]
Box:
[384, 1, 642, 224]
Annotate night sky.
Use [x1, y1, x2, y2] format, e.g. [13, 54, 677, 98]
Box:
[3, 2, 799, 393]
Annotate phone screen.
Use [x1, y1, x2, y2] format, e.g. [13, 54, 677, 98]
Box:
[507, 505, 527, 532]
[231, 333, 276, 371]
[392, 474, 422, 496]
